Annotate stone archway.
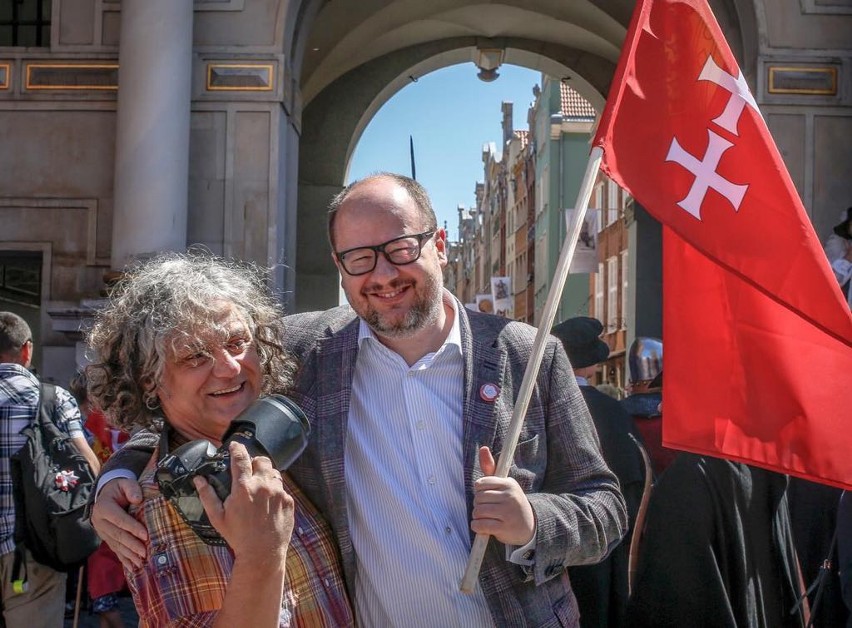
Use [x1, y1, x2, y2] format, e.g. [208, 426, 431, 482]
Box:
[290, 0, 752, 311]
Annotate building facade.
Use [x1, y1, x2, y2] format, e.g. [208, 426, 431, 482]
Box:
[1, 0, 849, 385]
[531, 78, 597, 325]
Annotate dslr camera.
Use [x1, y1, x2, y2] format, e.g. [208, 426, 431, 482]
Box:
[156, 394, 310, 545]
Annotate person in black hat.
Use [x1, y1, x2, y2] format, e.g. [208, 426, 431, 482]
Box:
[824, 207, 852, 309]
[551, 316, 645, 628]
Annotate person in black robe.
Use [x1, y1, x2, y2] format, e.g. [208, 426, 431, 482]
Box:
[552, 317, 647, 628]
[627, 454, 806, 628]
[838, 491, 852, 625]
[787, 478, 849, 627]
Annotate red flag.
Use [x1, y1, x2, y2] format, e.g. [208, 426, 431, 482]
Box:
[593, 0, 852, 488]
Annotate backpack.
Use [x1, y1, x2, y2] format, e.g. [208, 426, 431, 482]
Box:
[10, 383, 101, 571]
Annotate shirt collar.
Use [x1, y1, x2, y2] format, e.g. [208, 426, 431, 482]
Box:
[575, 375, 589, 387]
[357, 289, 462, 355]
[0, 362, 37, 383]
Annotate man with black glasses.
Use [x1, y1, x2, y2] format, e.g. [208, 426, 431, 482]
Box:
[92, 173, 626, 627]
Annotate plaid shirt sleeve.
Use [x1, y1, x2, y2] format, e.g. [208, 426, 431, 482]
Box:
[0, 365, 39, 553]
[52, 386, 84, 438]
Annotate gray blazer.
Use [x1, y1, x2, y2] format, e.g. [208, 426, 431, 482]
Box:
[284, 300, 627, 628]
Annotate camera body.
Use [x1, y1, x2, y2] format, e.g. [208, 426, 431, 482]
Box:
[156, 395, 310, 545]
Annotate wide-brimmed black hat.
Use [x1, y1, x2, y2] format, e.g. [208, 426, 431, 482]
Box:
[833, 207, 852, 239]
[551, 316, 610, 368]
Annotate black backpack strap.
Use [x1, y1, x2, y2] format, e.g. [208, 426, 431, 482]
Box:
[36, 383, 56, 430]
[10, 545, 27, 593]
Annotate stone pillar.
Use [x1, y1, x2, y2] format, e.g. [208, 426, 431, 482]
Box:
[111, 0, 193, 270]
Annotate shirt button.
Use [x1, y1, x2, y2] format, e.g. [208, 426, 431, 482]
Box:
[298, 527, 304, 535]
[416, 420, 425, 430]
[445, 526, 452, 534]
[428, 475, 436, 485]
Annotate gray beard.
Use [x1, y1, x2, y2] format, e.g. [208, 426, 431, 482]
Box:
[361, 275, 443, 340]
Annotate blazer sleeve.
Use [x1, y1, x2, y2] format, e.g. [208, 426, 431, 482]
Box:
[525, 340, 628, 585]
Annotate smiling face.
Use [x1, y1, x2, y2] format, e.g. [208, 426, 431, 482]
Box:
[156, 305, 262, 444]
[331, 177, 448, 342]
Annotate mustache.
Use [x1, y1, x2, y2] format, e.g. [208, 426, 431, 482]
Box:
[361, 278, 413, 293]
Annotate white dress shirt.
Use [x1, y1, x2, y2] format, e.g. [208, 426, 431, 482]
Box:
[345, 296, 494, 627]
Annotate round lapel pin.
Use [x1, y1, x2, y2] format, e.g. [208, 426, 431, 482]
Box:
[479, 383, 500, 402]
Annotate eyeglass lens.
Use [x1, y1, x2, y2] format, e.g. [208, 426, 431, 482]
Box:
[338, 231, 433, 276]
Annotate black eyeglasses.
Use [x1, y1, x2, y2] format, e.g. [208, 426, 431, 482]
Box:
[335, 230, 435, 276]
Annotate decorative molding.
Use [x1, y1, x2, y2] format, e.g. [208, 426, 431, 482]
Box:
[767, 65, 838, 96]
[206, 63, 274, 91]
[0, 64, 9, 90]
[800, 0, 852, 15]
[194, 0, 246, 10]
[25, 63, 119, 91]
[101, 0, 246, 9]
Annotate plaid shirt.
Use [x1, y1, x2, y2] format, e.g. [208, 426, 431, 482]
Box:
[127, 439, 354, 628]
[0, 363, 84, 555]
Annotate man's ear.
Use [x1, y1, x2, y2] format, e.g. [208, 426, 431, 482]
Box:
[19, 340, 33, 369]
[435, 228, 448, 265]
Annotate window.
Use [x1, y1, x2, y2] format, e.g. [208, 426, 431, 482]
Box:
[0, 252, 42, 307]
[535, 233, 548, 291]
[606, 179, 619, 227]
[0, 0, 51, 47]
[607, 256, 618, 332]
[593, 184, 604, 232]
[594, 262, 604, 322]
[620, 250, 629, 330]
[518, 252, 527, 286]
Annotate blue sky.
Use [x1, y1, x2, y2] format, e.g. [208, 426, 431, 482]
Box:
[348, 63, 540, 242]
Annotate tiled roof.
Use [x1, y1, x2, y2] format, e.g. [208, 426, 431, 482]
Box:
[560, 83, 596, 119]
[513, 130, 529, 148]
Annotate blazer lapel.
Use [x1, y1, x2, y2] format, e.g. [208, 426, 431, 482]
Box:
[458, 304, 507, 521]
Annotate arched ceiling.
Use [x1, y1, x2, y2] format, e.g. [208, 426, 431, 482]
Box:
[300, 1, 630, 107]
[341, 46, 606, 177]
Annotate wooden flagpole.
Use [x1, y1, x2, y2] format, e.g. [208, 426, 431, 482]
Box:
[460, 146, 604, 593]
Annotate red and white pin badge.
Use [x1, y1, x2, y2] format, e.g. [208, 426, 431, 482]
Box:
[479, 383, 500, 402]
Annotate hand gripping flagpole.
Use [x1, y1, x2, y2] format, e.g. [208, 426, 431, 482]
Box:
[460, 146, 604, 594]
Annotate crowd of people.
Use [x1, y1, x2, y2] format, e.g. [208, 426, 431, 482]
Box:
[0, 175, 848, 627]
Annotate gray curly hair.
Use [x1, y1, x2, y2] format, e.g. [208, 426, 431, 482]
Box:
[86, 252, 296, 432]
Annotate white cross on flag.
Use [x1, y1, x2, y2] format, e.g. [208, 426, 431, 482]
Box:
[593, 0, 852, 488]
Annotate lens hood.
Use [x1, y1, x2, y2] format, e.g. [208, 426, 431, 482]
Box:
[221, 394, 311, 470]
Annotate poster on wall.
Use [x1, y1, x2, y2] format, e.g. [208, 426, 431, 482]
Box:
[490, 276, 513, 318]
[475, 293, 494, 314]
[565, 208, 599, 274]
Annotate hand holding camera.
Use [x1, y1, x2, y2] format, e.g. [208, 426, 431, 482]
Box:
[193, 441, 294, 562]
[156, 395, 310, 545]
